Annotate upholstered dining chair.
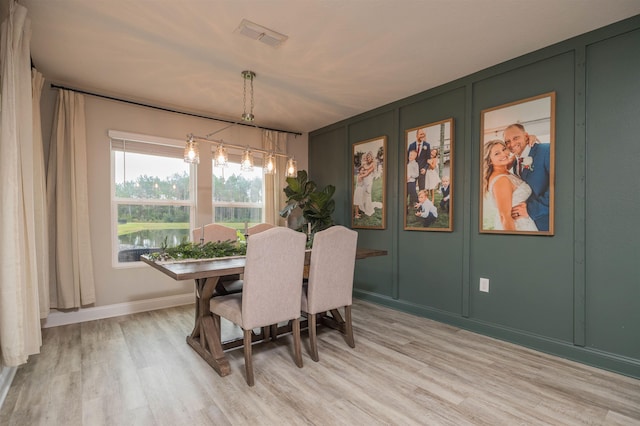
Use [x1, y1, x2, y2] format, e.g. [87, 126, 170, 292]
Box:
[301, 225, 358, 362]
[247, 223, 274, 236]
[209, 227, 307, 386]
[193, 223, 238, 243]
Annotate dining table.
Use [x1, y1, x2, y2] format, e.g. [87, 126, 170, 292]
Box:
[141, 247, 387, 377]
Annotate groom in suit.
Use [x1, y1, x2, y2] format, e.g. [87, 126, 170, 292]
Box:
[503, 123, 551, 231]
[407, 128, 431, 192]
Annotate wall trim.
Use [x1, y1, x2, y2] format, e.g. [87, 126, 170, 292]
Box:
[41, 293, 194, 328]
[354, 291, 640, 379]
[0, 366, 17, 412]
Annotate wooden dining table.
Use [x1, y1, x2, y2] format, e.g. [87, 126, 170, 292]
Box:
[141, 247, 387, 377]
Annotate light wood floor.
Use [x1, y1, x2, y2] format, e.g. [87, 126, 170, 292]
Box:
[2, 299, 639, 425]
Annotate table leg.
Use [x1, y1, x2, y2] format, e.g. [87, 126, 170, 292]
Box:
[186, 277, 231, 376]
[319, 309, 347, 334]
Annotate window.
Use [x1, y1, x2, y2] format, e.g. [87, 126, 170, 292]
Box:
[110, 132, 195, 264]
[212, 151, 265, 233]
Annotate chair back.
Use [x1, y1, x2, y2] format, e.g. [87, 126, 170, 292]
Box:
[193, 223, 237, 243]
[241, 227, 307, 329]
[306, 226, 358, 314]
[247, 223, 275, 236]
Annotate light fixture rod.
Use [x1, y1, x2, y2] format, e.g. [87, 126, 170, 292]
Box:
[190, 135, 290, 159]
[205, 123, 236, 138]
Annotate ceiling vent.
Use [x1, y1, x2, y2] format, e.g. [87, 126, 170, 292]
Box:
[235, 19, 288, 48]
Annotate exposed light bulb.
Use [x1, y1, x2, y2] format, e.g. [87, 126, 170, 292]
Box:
[286, 157, 297, 177]
[240, 147, 254, 172]
[265, 153, 275, 174]
[183, 134, 200, 164]
[214, 144, 228, 167]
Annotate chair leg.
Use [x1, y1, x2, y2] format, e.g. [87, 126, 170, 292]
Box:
[262, 325, 271, 341]
[308, 313, 319, 362]
[344, 305, 355, 348]
[243, 329, 254, 386]
[292, 318, 303, 368]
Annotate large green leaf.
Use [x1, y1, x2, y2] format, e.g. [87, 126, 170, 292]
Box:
[281, 171, 335, 234]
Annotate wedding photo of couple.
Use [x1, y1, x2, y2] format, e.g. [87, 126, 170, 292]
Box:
[352, 137, 386, 230]
[481, 93, 554, 235]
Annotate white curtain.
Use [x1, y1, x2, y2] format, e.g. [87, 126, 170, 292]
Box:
[47, 89, 96, 308]
[32, 69, 49, 318]
[262, 130, 288, 226]
[0, 1, 42, 366]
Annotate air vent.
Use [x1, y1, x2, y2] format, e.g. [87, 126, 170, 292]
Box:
[235, 19, 288, 48]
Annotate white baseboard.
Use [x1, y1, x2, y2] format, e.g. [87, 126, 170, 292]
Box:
[0, 366, 17, 412]
[41, 293, 194, 328]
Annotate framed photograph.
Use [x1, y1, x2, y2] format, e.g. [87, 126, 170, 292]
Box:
[404, 118, 454, 231]
[480, 92, 555, 235]
[352, 136, 386, 229]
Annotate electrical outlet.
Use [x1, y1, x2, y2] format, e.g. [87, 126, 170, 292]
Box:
[479, 278, 490, 293]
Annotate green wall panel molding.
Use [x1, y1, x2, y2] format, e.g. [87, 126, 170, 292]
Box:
[470, 52, 576, 342]
[585, 27, 640, 361]
[573, 45, 587, 348]
[397, 87, 467, 314]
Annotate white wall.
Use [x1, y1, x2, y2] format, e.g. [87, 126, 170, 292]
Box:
[40, 84, 308, 307]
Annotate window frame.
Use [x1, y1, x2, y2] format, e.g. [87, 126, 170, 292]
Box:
[109, 130, 196, 268]
[211, 149, 267, 225]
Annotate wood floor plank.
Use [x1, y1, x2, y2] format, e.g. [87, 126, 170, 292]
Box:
[2, 300, 639, 425]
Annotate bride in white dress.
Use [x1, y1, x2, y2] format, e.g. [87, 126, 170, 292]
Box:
[353, 152, 376, 218]
[483, 140, 538, 232]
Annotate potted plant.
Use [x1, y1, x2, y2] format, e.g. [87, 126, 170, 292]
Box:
[280, 170, 335, 238]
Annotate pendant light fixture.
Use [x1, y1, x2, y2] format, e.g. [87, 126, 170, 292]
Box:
[214, 142, 228, 167]
[286, 157, 297, 177]
[184, 134, 200, 164]
[264, 152, 276, 175]
[184, 69, 295, 173]
[241, 70, 256, 122]
[240, 146, 254, 171]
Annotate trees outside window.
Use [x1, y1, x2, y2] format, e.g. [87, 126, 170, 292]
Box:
[212, 161, 264, 228]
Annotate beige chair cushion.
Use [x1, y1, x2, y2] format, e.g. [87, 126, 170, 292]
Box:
[193, 223, 237, 243]
[247, 223, 274, 236]
[209, 293, 243, 325]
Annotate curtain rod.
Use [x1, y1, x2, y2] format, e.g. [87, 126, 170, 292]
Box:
[50, 83, 303, 136]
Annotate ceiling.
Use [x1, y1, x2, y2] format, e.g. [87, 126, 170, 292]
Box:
[22, 0, 640, 134]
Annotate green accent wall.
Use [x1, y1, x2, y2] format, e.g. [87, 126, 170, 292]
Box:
[309, 15, 640, 378]
[585, 27, 640, 362]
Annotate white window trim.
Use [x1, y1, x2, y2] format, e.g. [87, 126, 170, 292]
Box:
[110, 130, 196, 268]
[108, 130, 185, 147]
[212, 158, 266, 224]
